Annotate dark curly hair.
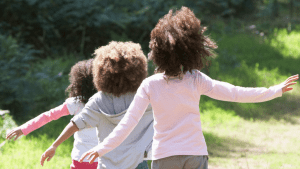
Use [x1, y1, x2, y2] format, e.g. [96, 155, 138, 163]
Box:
[148, 6, 218, 77]
[93, 41, 147, 97]
[65, 59, 97, 103]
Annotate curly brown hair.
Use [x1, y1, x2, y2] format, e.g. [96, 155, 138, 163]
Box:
[93, 41, 147, 97]
[65, 59, 97, 103]
[148, 6, 218, 77]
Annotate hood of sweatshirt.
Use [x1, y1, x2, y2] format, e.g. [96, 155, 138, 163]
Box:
[93, 91, 152, 125]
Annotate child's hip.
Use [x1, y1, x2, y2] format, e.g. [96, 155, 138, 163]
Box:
[151, 155, 208, 169]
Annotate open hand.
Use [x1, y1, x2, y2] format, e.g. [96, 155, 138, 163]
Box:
[79, 148, 99, 164]
[40, 146, 56, 166]
[281, 74, 299, 93]
[6, 127, 23, 141]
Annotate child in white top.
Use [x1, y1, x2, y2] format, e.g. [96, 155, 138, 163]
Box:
[6, 59, 99, 169]
[78, 7, 299, 169]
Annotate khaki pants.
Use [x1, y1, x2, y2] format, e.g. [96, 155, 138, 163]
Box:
[151, 155, 208, 169]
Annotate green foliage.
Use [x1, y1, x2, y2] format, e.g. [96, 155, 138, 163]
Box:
[20, 56, 79, 122]
[268, 28, 300, 58]
[0, 0, 258, 58]
[0, 34, 40, 121]
[197, 0, 257, 16]
[0, 33, 80, 123]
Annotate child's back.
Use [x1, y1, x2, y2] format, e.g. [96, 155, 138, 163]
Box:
[73, 91, 153, 168]
[134, 69, 283, 160]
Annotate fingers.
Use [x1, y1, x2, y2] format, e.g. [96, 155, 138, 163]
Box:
[87, 152, 94, 160]
[285, 87, 293, 92]
[40, 154, 46, 166]
[47, 155, 53, 161]
[286, 74, 299, 83]
[287, 82, 297, 86]
[14, 134, 20, 141]
[79, 152, 90, 163]
[89, 155, 98, 164]
[6, 133, 14, 140]
[6, 130, 15, 140]
[6, 129, 23, 141]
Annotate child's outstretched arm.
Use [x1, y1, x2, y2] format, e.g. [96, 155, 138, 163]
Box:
[6, 103, 70, 141]
[40, 121, 79, 166]
[201, 74, 298, 103]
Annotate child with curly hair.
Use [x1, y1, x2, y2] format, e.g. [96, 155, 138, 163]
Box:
[6, 59, 99, 169]
[78, 7, 299, 169]
[40, 41, 154, 169]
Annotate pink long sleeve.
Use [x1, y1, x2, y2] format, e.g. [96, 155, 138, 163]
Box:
[199, 72, 283, 102]
[20, 103, 70, 135]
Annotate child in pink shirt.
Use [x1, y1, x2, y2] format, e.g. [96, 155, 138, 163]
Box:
[78, 7, 299, 169]
[6, 59, 99, 169]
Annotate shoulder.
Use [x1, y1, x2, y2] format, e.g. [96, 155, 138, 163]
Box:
[85, 91, 109, 105]
[65, 97, 85, 115]
[189, 70, 211, 81]
[143, 73, 164, 85]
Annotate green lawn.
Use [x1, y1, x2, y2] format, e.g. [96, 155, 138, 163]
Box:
[202, 26, 300, 169]
[1, 27, 299, 169]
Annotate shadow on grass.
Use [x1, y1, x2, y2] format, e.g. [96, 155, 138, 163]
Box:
[204, 131, 255, 158]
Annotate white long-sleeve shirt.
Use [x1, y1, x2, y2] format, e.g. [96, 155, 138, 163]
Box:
[93, 70, 283, 160]
[20, 97, 98, 162]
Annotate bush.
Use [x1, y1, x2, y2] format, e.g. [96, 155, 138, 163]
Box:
[0, 34, 40, 121]
[197, 0, 257, 17]
[24, 56, 80, 121]
[0, 34, 81, 123]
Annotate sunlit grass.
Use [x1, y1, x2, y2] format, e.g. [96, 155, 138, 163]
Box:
[0, 113, 74, 169]
[203, 110, 300, 169]
[269, 28, 300, 59]
[0, 135, 73, 169]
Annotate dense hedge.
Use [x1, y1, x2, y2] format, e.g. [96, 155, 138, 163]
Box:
[0, 0, 258, 57]
[0, 34, 79, 122]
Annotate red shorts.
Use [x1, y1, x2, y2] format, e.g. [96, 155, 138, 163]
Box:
[70, 160, 98, 169]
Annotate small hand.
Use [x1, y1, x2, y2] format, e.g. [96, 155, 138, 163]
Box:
[6, 127, 24, 141]
[79, 148, 99, 164]
[281, 74, 299, 93]
[40, 146, 56, 166]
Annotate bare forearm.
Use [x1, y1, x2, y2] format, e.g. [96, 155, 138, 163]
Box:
[52, 121, 79, 148]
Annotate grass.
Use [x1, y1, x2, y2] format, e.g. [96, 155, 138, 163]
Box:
[200, 26, 300, 168]
[1, 26, 300, 168]
[203, 107, 300, 169]
[0, 114, 74, 169]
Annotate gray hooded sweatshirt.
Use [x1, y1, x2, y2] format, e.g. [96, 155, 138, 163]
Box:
[72, 91, 153, 169]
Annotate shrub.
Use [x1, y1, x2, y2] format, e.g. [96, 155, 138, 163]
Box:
[0, 34, 40, 121]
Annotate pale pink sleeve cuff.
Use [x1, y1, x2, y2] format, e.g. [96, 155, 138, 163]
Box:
[270, 84, 283, 98]
[20, 103, 70, 135]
